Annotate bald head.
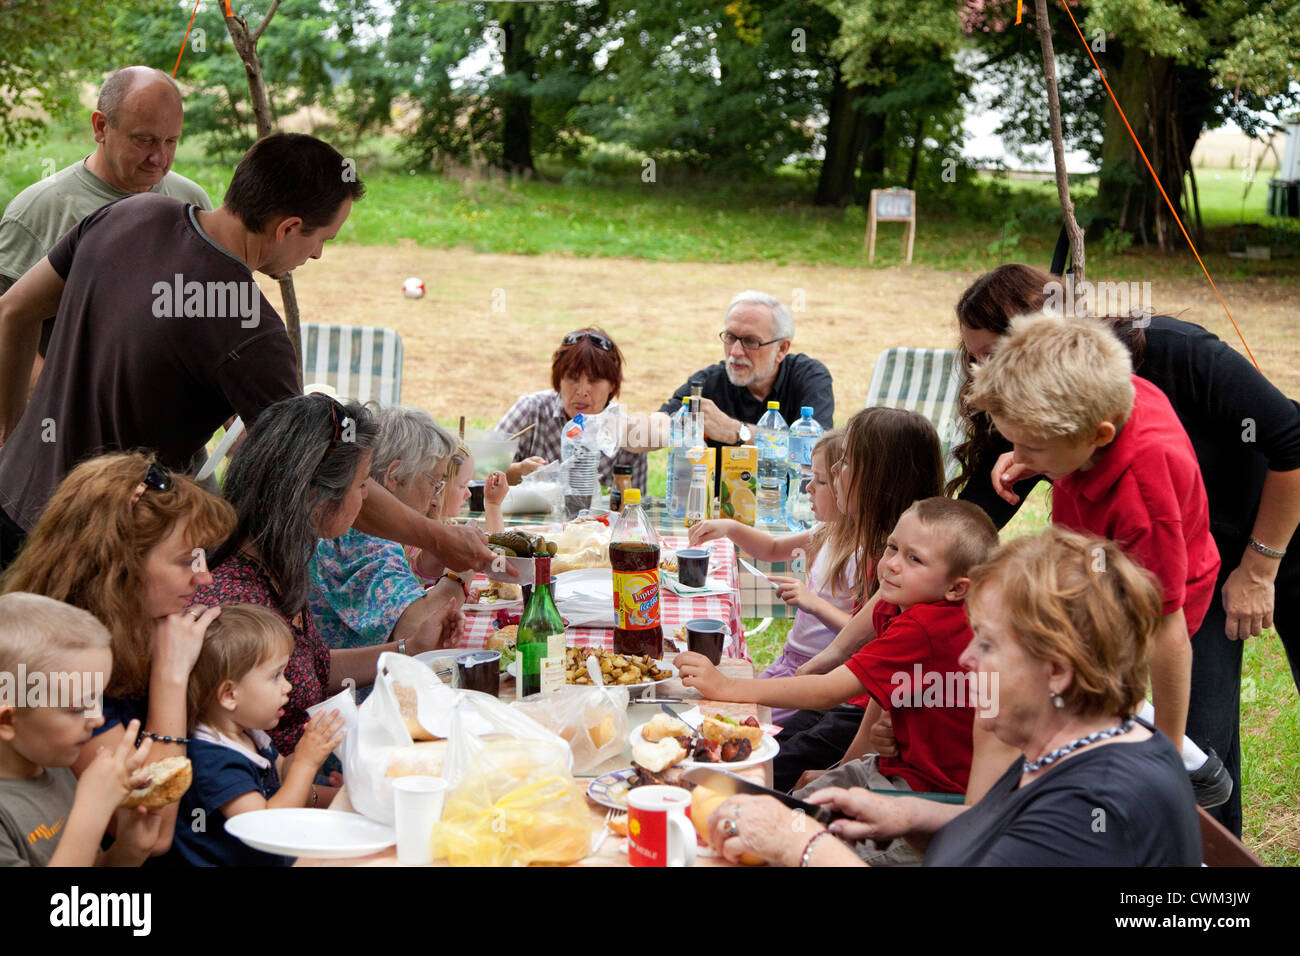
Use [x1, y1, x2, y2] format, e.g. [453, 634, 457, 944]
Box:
[87, 67, 185, 194]
[97, 67, 183, 125]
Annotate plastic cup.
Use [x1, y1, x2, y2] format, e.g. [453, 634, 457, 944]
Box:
[456, 651, 501, 697]
[392, 776, 449, 865]
[676, 548, 711, 588]
[685, 618, 727, 665]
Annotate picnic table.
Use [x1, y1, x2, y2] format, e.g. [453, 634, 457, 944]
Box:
[298, 531, 773, 867]
[302, 660, 772, 867]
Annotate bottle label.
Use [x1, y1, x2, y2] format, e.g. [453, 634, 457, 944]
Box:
[613, 569, 660, 629]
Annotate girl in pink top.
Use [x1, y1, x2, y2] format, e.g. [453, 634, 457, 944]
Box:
[689, 431, 857, 722]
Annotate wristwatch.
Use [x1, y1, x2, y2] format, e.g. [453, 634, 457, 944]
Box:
[736, 423, 752, 445]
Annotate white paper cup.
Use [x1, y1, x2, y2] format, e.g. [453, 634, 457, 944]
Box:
[392, 776, 449, 865]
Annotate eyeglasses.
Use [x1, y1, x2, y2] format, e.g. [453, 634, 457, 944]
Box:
[130, 462, 172, 507]
[423, 472, 447, 497]
[561, 330, 614, 351]
[720, 331, 783, 352]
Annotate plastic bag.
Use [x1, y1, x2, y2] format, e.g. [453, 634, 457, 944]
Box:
[503, 459, 564, 515]
[343, 652, 570, 825]
[431, 737, 592, 867]
[511, 684, 629, 772]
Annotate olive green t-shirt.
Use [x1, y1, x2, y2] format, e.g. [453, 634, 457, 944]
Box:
[0, 766, 78, 867]
[0, 160, 212, 285]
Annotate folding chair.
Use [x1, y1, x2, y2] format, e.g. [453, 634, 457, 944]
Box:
[197, 324, 404, 482]
[863, 347, 964, 484]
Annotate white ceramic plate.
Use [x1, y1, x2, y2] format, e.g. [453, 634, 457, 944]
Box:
[224, 809, 395, 860]
[631, 709, 780, 771]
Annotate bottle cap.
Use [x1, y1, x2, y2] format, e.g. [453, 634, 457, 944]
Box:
[802, 406, 814, 417]
[624, 488, 641, 505]
[767, 401, 780, 409]
[614, 464, 633, 475]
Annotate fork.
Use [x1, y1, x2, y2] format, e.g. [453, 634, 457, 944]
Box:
[590, 808, 620, 855]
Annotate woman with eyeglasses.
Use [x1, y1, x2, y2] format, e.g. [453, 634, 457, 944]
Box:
[495, 327, 650, 493]
[308, 405, 467, 661]
[1, 451, 236, 855]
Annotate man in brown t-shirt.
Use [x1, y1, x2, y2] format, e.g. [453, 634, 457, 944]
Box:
[0, 134, 499, 575]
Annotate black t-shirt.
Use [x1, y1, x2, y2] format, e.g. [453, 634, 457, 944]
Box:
[0, 194, 299, 529]
[959, 315, 1300, 562]
[924, 725, 1201, 866]
[659, 353, 835, 440]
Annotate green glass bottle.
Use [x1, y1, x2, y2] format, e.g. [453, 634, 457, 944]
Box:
[517, 555, 566, 697]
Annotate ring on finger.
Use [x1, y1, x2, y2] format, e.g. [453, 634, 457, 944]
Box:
[720, 818, 740, 838]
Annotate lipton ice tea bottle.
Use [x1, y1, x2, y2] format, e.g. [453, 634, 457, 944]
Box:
[610, 488, 663, 658]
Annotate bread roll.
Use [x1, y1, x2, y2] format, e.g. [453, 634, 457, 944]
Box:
[589, 714, 616, 750]
[121, 756, 192, 809]
[393, 683, 438, 741]
[631, 737, 686, 773]
[641, 713, 689, 743]
[384, 741, 449, 778]
[486, 625, 517, 650]
[690, 784, 764, 865]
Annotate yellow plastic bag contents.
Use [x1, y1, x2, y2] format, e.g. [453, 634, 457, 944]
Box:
[432, 738, 592, 866]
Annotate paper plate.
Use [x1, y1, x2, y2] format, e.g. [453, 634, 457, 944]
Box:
[224, 809, 395, 860]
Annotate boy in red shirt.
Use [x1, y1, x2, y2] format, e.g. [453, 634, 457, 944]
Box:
[968, 312, 1220, 748]
[677, 498, 997, 822]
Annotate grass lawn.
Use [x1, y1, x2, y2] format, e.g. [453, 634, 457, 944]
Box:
[6, 120, 1296, 864]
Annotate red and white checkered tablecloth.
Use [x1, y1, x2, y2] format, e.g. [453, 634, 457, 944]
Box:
[462, 536, 748, 660]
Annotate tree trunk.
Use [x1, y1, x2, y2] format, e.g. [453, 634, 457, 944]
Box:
[224, 6, 303, 388]
[500, 14, 536, 174]
[857, 109, 886, 201]
[815, 66, 864, 205]
[905, 115, 925, 190]
[1034, 0, 1085, 283]
[1092, 45, 1207, 252]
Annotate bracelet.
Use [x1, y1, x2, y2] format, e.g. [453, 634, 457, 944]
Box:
[1248, 538, 1286, 560]
[136, 730, 190, 746]
[397, 638, 409, 656]
[310, 785, 319, 808]
[799, 829, 835, 868]
[442, 571, 470, 597]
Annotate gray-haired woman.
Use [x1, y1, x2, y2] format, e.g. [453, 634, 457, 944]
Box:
[191, 394, 457, 756]
[308, 404, 466, 655]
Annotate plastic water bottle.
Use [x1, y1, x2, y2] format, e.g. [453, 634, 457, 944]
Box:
[755, 401, 788, 528]
[787, 406, 824, 531]
[666, 398, 689, 518]
[561, 413, 599, 518]
[673, 395, 704, 518]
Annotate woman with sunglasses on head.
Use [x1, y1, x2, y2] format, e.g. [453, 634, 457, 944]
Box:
[308, 405, 467, 660]
[191, 394, 453, 760]
[1, 451, 235, 855]
[495, 327, 650, 492]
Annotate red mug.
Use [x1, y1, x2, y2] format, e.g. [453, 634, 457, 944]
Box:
[627, 785, 696, 867]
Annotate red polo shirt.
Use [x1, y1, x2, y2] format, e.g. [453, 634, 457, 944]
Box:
[844, 599, 975, 794]
[1054, 375, 1220, 634]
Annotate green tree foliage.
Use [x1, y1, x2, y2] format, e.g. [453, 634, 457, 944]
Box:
[0, 0, 131, 147]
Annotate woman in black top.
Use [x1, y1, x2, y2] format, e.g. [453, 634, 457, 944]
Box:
[698, 529, 1201, 867]
[951, 264, 1300, 839]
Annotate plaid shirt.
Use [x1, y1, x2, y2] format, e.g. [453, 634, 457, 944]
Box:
[495, 390, 648, 492]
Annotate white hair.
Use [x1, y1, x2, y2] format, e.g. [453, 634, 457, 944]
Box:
[368, 405, 455, 486]
[725, 290, 794, 341]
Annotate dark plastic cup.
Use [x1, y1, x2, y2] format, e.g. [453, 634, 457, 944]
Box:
[467, 480, 486, 512]
[456, 651, 501, 697]
[676, 548, 710, 588]
[685, 618, 726, 665]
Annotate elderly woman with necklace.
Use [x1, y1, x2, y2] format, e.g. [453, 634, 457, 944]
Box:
[701, 527, 1202, 867]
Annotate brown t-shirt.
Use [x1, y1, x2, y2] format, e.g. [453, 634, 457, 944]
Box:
[0, 193, 299, 529]
[0, 767, 78, 867]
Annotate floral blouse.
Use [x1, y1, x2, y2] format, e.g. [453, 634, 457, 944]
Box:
[308, 528, 426, 650]
[190, 553, 331, 755]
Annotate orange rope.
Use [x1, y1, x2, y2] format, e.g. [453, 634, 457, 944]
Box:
[1053, 1, 1260, 369]
[172, 0, 204, 77]
[1016, 2, 1024, 26]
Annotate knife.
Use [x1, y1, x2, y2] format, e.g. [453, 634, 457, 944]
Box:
[682, 767, 841, 824]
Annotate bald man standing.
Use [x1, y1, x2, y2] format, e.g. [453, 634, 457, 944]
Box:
[0, 66, 211, 381]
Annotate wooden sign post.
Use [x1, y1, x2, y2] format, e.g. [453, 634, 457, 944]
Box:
[865, 188, 916, 264]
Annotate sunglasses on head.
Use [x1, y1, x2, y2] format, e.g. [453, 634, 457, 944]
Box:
[130, 462, 172, 507]
[317, 397, 354, 471]
[561, 330, 614, 351]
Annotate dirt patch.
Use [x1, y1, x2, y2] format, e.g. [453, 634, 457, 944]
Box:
[268, 247, 1300, 423]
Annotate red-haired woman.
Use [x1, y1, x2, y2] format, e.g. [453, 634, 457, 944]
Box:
[495, 327, 649, 492]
